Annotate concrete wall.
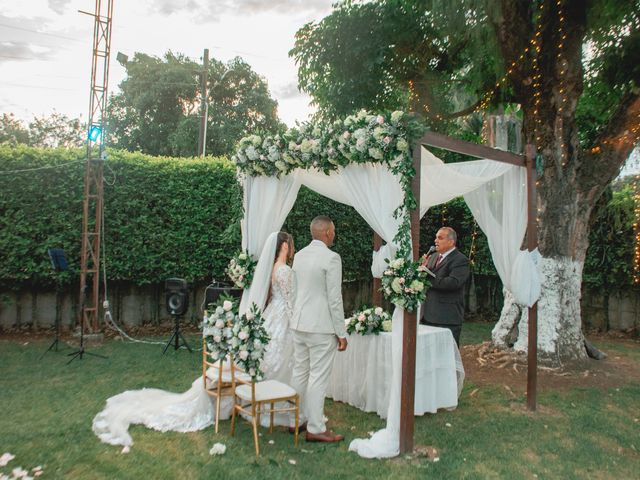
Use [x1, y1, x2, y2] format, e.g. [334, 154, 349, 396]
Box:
[1, 277, 638, 332]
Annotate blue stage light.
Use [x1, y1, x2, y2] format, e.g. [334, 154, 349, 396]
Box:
[88, 126, 102, 141]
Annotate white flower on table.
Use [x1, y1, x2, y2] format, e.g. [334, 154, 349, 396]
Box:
[223, 300, 233, 312]
[374, 307, 383, 315]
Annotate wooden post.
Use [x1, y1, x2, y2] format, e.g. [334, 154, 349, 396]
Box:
[372, 233, 382, 306]
[525, 144, 538, 411]
[399, 143, 421, 453]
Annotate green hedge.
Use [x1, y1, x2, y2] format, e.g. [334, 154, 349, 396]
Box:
[0, 145, 635, 292]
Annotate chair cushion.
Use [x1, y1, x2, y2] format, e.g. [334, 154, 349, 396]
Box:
[205, 367, 251, 384]
[235, 380, 297, 402]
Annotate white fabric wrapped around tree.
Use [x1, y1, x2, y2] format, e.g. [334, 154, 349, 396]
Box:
[239, 174, 300, 314]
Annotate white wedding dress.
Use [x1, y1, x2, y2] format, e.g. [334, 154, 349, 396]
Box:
[92, 265, 295, 447]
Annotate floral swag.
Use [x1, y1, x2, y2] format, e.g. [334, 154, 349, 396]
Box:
[233, 109, 427, 312]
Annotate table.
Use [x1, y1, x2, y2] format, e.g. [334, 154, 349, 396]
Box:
[327, 325, 464, 418]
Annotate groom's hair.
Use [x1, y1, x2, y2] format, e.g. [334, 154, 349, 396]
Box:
[310, 215, 333, 239]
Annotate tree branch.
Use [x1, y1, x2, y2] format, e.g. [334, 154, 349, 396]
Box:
[579, 91, 640, 191]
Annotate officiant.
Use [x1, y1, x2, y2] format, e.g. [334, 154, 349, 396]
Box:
[420, 227, 470, 346]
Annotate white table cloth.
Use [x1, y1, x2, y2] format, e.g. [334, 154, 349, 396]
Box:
[328, 325, 465, 418]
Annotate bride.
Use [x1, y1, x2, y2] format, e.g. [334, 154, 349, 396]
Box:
[92, 231, 296, 448]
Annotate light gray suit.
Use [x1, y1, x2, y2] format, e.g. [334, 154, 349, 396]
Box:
[290, 240, 346, 434]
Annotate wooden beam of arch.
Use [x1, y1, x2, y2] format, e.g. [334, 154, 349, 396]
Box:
[418, 131, 526, 167]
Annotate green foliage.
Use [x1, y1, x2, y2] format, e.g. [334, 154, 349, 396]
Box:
[0, 112, 85, 148]
[0, 146, 636, 292]
[0, 145, 242, 288]
[2, 332, 640, 478]
[290, 0, 498, 121]
[583, 182, 636, 289]
[108, 51, 283, 158]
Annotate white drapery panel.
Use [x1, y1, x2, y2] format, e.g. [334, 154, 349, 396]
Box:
[463, 165, 533, 305]
[419, 148, 540, 307]
[419, 148, 512, 215]
[297, 164, 404, 278]
[239, 174, 300, 314]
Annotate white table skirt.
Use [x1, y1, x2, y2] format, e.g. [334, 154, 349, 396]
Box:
[328, 325, 465, 418]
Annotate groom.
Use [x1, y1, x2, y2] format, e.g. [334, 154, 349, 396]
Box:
[290, 215, 348, 443]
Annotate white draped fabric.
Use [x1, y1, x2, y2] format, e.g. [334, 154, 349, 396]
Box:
[238, 148, 539, 458]
[297, 164, 404, 278]
[420, 148, 540, 307]
[239, 175, 300, 314]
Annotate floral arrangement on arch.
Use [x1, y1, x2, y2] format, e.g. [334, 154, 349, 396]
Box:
[226, 250, 257, 289]
[233, 303, 270, 380]
[381, 257, 431, 312]
[345, 306, 392, 336]
[232, 109, 428, 311]
[203, 295, 239, 362]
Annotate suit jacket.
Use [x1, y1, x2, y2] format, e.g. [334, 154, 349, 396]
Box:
[422, 248, 470, 326]
[290, 240, 347, 337]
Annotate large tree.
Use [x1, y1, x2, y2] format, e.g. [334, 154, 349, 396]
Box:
[291, 0, 640, 362]
[108, 51, 283, 157]
[0, 112, 84, 148]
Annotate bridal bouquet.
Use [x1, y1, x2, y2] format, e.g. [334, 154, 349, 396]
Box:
[226, 250, 257, 289]
[203, 296, 239, 361]
[232, 303, 270, 380]
[345, 306, 392, 335]
[381, 257, 430, 312]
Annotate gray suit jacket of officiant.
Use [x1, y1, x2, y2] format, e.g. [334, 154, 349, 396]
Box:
[290, 240, 347, 337]
[421, 248, 470, 326]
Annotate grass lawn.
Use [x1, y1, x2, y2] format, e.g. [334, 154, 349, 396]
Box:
[1, 323, 638, 479]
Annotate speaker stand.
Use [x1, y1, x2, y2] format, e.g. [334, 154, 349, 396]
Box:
[162, 314, 192, 354]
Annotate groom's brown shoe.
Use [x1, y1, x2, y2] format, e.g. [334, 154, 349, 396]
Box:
[305, 430, 344, 443]
[288, 422, 307, 434]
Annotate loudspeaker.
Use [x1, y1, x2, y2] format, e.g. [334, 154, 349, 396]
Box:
[165, 278, 188, 316]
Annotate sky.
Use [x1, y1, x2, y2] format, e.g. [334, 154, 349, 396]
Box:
[0, 0, 335, 127]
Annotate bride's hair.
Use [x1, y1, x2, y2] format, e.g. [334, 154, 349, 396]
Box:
[275, 231, 294, 262]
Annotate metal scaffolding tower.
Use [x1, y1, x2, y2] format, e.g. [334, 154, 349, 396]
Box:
[79, 0, 113, 333]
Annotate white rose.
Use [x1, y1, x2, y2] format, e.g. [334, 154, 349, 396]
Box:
[223, 300, 233, 311]
[245, 311, 255, 321]
[250, 350, 261, 360]
[391, 110, 403, 124]
[239, 350, 249, 360]
[238, 331, 248, 341]
[375, 307, 383, 315]
[213, 335, 221, 343]
[376, 115, 385, 125]
[368, 147, 383, 160]
[215, 319, 224, 329]
[396, 138, 409, 152]
[249, 368, 256, 377]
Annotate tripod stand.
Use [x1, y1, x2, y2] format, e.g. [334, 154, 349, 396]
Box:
[40, 248, 68, 359]
[67, 283, 108, 364]
[162, 314, 192, 354]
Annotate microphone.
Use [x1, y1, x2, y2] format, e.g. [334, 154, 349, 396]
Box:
[426, 245, 437, 255]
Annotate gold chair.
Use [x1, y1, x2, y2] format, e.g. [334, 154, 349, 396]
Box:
[229, 362, 300, 456]
[202, 340, 250, 433]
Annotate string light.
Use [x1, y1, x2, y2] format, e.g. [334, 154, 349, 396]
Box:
[468, 220, 479, 266]
[634, 174, 640, 284]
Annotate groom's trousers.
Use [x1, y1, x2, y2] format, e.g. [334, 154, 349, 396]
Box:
[290, 331, 337, 434]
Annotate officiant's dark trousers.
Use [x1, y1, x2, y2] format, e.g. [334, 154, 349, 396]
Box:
[420, 320, 461, 347]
